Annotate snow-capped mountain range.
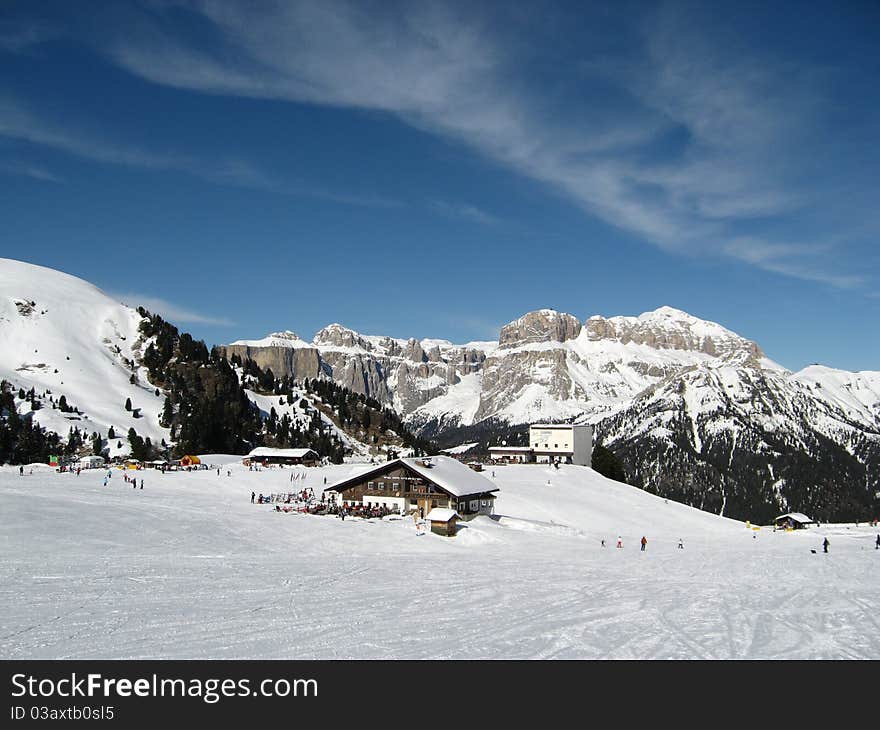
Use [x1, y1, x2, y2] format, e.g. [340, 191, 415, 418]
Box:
[221, 299, 880, 520]
[2, 257, 878, 520]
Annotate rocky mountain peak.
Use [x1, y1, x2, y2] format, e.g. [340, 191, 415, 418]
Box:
[313, 323, 372, 351]
[498, 309, 582, 348]
[584, 307, 763, 359]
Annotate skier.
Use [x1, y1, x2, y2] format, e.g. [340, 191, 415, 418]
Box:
[140, 479, 143, 490]
[678, 538, 684, 549]
[640, 536, 647, 552]
[601, 539, 605, 548]
[132, 480, 136, 489]
[103, 478, 107, 487]
[251, 491, 255, 504]
[19, 466, 23, 476]
[616, 536, 623, 549]
[875, 534, 879, 550]
[823, 537, 830, 554]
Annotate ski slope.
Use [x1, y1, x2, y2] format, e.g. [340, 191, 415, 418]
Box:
[2, 461, 879, 659]
[0, 258, 169, 456]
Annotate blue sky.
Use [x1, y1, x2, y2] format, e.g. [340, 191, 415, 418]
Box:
[1, 0, 878, 371]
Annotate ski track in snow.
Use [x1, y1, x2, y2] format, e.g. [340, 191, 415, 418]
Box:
[1, 462, 879, 659]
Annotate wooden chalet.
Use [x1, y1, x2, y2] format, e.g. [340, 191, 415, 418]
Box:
[773, 512, 817, 530]
[326, 456, 499, 520]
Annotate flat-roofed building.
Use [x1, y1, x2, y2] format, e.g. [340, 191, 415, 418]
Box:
[529, 423, 593, 466]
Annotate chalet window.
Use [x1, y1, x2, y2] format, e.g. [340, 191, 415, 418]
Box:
[470, 500, 478, 511]
[392, 482, 399, 490]
[481, 500, 488, 507]
[368, 482, 374, 489]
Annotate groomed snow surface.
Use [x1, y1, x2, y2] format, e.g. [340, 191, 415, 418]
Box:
[2, 461, 879, 659]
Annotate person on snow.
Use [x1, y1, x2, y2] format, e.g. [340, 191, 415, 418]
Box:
[823, 537, 830, 553]
[640, 536, 647, 552]
[875, 534, 879, 550]
[616, 536, 623, 549]
[19, 466, 23, 476]
[251, 491, 255, 504]
[601, 539, 606, 547]
[678, 538, 684, 549]
[140, 480, 143, 490]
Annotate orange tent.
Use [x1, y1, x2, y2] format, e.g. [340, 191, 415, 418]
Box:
[179, 455, 201, 466]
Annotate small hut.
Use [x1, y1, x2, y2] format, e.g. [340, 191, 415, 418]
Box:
[426, 508, 460, 537]
[76, 455, 105, 469]
[774, 512, 817, 530]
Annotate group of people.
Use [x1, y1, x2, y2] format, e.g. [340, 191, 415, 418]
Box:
[599, 536, 684, 551]
[123, 473, 144, 489]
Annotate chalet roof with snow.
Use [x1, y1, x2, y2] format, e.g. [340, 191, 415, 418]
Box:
[247, 447, 318, 459]
[326, 455, 499, 499]
[774, 512, 816, 524]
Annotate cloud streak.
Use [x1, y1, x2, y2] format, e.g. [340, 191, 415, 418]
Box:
[89, 0, 869, 289]
[111, 292, 235, 327]
[0, 96, 399, 208]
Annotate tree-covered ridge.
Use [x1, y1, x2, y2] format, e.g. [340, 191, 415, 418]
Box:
[139, 309, 433, 462]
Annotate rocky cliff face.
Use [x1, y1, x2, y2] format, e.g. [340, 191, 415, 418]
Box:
[220, 332, 322, 381]
[498, 309, 582, 347]
[584, 307, 763, 359]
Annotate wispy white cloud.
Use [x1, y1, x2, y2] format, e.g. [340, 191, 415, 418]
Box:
[93, 0, 867, 288]
[722, 237, 865, 289]
[0, 95, 399, 208]
[112, 292, 235, 327]
[430, 200, 501, 226]
[0, 20, 54, 53]
[0, 160, 63, 183]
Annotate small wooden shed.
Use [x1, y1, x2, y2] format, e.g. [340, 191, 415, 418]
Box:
[426, 508, 460, 537]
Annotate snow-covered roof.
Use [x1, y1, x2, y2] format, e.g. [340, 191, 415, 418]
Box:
[488, 446, 533, 452]
[326, 456, 499, 499]
[401, 456, 498, 498]
[77, 455, 105, 463]
[774, 513, 815, 523]
[426, 508, 460, 522]
[247, 447, 318, 458]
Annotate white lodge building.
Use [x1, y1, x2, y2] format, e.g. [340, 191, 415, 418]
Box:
[488, 423, 593, 466]
[530, 423, 592, 466]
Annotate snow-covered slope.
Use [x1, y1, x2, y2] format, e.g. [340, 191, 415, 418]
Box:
[0, 258, 169, 457]
[3, 460, 879, 659]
